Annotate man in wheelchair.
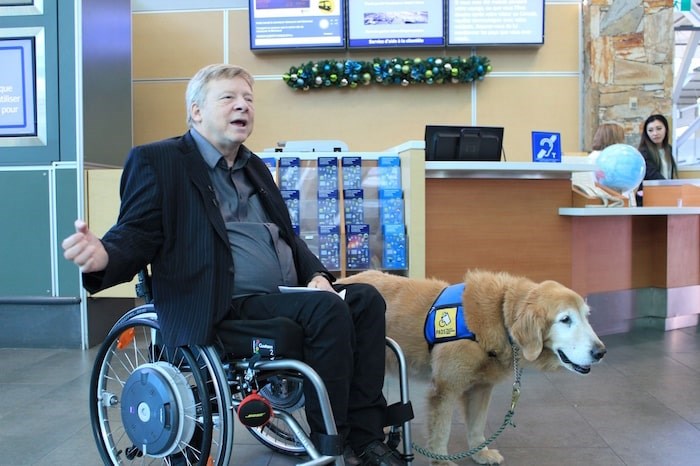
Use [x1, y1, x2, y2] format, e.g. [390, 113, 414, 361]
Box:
[63, 63, 407, 466]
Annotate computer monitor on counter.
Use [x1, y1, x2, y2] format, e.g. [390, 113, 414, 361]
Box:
[424, 125, 504, 162]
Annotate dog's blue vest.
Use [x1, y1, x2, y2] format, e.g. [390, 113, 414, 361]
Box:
[424, 283, 475, 347]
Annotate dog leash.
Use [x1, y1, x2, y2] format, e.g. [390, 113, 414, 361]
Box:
[411, 343, 523, 462]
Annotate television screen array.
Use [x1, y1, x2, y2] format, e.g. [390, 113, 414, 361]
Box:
[249, 0, 545, 51]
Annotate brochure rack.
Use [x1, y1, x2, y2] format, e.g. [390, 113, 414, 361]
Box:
[266, 152, 408, 277]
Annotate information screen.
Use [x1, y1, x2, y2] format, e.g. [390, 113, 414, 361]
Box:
[348, 0, 444, 48]
[0, 37, 37, 137]
[448, 0, 545, 46]
[249, 0, 346, 50]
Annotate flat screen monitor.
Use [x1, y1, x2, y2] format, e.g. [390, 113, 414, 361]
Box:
[0, 36, 37, 137]
[447, 0, 545, 46]
[249, 0, 346, 51]
[347, 0, 444, 48]
[424, 125, 504, 162]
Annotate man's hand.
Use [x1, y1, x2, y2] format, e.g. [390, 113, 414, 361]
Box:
[306, 274, 335, 293]
[62, 220, 109, 273]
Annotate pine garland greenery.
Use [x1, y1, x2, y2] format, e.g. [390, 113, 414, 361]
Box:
[283, 56, 492, 91]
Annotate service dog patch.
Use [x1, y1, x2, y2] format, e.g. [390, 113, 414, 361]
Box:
[424, 283, 475, 347]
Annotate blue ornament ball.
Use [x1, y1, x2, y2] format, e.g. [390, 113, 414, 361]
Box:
[595, 144, 645, 193]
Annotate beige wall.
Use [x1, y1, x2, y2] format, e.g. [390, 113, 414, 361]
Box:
[132, 4, 581, 161]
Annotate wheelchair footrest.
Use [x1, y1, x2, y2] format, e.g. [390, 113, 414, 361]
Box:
[386, 401, 414, 427]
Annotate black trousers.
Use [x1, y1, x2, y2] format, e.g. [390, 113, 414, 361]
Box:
[229, 282, 388, 452]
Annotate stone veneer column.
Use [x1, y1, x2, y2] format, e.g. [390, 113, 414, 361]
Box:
[583, 0, 674, 149]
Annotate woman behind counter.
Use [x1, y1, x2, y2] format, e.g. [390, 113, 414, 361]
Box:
[638, 114, 677, 181]
[637, 114, 677, 206]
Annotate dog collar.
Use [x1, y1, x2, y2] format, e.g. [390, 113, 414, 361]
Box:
[424, 283, 475, 347]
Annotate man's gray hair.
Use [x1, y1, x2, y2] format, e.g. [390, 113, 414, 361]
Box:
[185, 64, 254, 127]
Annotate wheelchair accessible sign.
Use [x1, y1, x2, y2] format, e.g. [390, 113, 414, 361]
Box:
[531, 131, 561, 163]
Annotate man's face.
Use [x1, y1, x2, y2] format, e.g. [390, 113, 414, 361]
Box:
[191, 76, 255, 155]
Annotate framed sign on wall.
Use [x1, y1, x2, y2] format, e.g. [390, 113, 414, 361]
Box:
[0, 27, 46, 147]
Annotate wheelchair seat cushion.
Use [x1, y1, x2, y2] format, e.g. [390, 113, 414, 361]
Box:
[216, 317, 304, 360]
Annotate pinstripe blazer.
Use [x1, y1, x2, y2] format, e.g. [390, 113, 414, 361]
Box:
[83, 131, 331, 347]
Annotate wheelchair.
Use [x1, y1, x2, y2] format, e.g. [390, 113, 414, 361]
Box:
[90, 272, 414, 465]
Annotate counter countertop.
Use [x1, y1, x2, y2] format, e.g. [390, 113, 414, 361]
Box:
[425, 161, 594, 180]
[559, 206, 700, 216]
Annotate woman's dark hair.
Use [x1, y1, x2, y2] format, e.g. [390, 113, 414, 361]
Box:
[638, 114, 676, 178]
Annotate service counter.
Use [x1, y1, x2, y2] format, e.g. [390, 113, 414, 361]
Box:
[425, 162, 700, 335]
[424, 161, 590, 286]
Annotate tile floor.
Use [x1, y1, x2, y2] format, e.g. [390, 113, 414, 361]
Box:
[1, 326, 699, 466]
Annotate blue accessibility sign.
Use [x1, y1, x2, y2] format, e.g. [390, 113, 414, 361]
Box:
[531, 132, 562, 163]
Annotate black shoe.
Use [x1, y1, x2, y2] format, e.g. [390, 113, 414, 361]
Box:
[343, 445, 363, 466]
[357, 440, 406, 466]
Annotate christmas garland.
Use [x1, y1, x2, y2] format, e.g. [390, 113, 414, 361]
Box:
[283, 56, 492, 91]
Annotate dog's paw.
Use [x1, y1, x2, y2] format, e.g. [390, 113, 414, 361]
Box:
[471, 447, 504, 465]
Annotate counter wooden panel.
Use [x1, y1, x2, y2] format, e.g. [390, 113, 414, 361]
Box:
[570, 215, 667, 295]
[666, 215, 700, 287]
[562, 207, 700, 294]
[426, 178, 573, 285]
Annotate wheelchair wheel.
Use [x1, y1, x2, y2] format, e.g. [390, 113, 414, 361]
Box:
[239, 373, 310, 456]
[90, 311, 234, 465]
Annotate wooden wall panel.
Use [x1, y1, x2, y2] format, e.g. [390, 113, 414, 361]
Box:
[244, 80, 472, 153]
[481, 4, 580, 73]
[133, 81, 188, 146]
[131, 5, 581, 154]
[476, 77, 580, 160]
[85, 169, 136, 298]
[133, 12, 225, 79]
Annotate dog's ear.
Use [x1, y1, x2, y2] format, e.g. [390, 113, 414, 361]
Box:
[510, 309, 544, 361]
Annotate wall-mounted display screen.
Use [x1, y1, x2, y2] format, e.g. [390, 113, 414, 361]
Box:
[249, 0, 346, 50]
[447, 0, 545, 46]
[348, 0, 444, 48]
[0, 37, 37, 138]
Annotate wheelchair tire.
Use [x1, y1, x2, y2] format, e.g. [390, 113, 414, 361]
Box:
[90, 309, 234, 465]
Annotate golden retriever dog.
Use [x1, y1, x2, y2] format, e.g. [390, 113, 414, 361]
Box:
[338, 269, 606, 465]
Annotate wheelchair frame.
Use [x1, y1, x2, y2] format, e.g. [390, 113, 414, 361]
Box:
[89, 274, 414, 466]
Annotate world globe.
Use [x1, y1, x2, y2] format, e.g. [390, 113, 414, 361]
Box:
[594, 144, 645, 193]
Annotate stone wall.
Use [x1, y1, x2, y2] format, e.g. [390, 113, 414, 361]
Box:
[583, 0, 674, 150]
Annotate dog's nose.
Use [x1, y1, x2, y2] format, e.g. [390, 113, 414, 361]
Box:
[591, 346, 607, 361]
